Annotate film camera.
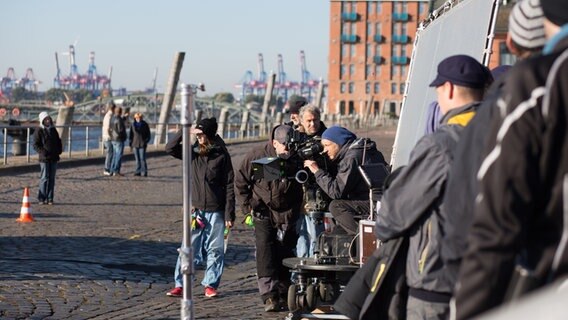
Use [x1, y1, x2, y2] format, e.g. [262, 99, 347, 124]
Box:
[251, 130, 325, 183]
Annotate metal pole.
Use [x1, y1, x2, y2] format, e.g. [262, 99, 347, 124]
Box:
[26, 127, 31, 163]
[67, 126, 72, 159]
[3, 128, 7, 164]
[85, 126, 90, 156]
[179, 83, 194, 320]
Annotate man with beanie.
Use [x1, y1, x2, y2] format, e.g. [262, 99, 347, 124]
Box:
[375, 54, 491, 320]
[454, 1, 568, 318]
[285, 95, 308, 128]
[441, 0, 546, 300]
[304, 126, 388, 235]
[33, 111, 62, 205]
[235, 124, 303, 312]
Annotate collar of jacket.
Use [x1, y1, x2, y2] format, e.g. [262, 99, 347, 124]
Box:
[440, 102, 481, 127]
[543, 25, 568, 55]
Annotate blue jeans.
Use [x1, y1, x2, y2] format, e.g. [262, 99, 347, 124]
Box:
[38, 161, 57, 202]
[174, 210, 225, 289]
[110, 141, 124, 174]
[133, 147, 147, 175]
[296, 214, 325, 258]
[104, 140, 114, 172]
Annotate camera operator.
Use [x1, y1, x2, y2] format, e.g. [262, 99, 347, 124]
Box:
[304, 126, 388, 235]
[295, 105, 329, 258]
[235, 124, 303, 312]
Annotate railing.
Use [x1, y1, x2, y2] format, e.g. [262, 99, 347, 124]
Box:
[0, 115, 398, 165]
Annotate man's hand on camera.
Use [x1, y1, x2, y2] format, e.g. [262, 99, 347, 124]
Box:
[304, 160, 319, 173]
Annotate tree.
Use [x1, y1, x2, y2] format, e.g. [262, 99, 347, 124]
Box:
[213, 92, 235, 104]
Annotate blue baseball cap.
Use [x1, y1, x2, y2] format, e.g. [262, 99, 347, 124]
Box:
[429, 54, 492, 89]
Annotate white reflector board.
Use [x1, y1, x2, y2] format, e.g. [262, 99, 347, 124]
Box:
[390, 0, 499, 168]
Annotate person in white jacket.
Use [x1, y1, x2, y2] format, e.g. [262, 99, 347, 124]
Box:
[102, 101, 115, 176]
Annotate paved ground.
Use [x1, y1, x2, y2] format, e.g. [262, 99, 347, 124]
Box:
[0, 126, 396, 320]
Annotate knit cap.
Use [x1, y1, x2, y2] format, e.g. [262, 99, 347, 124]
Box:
[321, 126, 356, 147]
[193, 117, 218, 139]
[509, 0, 546, 49]
[541, 0, 568, 26]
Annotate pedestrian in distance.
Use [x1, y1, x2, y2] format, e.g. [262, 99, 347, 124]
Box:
[109, 106, 127, 176]
[284, 95, 308, 129]
[129, 112, 151, 177]
[102, 101, 116, 176]
[33, 111, 62, 205]
[165, 117, 235, 299]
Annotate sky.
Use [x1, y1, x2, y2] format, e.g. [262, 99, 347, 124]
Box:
[0, 1, 330, 97]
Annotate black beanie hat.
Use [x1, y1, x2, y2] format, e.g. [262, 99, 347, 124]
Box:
[541, 0, 568, 26]
[195, 117, 218, 139]
[288, 96, 308, 114]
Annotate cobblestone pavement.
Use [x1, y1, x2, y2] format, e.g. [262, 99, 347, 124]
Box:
[0, 126, 395, 320]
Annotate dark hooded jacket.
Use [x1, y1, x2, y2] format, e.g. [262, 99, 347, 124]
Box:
[165, 130, 235, 222]
[33, 115, 62, 162]
[235, 126, 303, 229]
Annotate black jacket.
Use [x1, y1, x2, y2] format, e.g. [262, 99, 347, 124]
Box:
[129, 120, 151, 148]
[235, 136, 303, 229]
[165, 130, 236, 222]
[110, 115, 127, 142]
[455, 36, 568, 319]
[33, 126, 62, 162]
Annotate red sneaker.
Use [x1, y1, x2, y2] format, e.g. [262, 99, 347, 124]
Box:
[205, 286, 218, 298]
[166, 287, 183, 297]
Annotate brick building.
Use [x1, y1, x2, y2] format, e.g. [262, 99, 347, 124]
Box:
[326, 0, 512, 116]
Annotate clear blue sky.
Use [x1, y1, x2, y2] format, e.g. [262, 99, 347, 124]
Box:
[1, 1, 329, 97]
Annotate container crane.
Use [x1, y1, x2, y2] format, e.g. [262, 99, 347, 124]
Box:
[299, 50, 319, 100]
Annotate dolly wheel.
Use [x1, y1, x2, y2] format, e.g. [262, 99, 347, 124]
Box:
[288, 284, 298, 312]
[306, 284, 317, 310]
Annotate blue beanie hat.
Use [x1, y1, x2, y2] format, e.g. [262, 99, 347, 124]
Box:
[322, 126, 356, 147]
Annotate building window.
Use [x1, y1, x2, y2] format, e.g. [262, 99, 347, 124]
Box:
[367, 22, 372, 37]
[339, 101, 346, 114]
[342, 2, 349, 13]
[342, 44, 349, 58]
[374, 82, 380, 94]
[366, 65, 372, 78]
[375, 64, 381, 76]
[366, 82, 371, 94]
[400, 83, 405, 94]
[340, 65, 346, 79]
[367, 2, 374, 16]
[375, 22, 381, 36]
[350, 44, 356, 57]
[394, 22, 402, 35]
[395, 2, 402, 13]
[348, 82, 354, 93]
[402, 2, 407, 13]
[419, 3, 426, 14]
[401, 45, 407, 57]
[402, 23, 407, 36]
[375, 44, 381, 56]
[351, 22, 357, 34]
[391, 83, 397, 94]
[351, 2, 356, 12]
[349, 101, 355, 114]
[376, 2, 381, 14]
[401, 65, 407, 77]
[366, 44, 372, 58]
[340, 82, 346, 93]
[391, 64, 398, 76]
[349, 64, 355, 76]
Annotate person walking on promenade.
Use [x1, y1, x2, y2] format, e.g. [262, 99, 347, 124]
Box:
[33, 112, 62, 205]
[109, 106, 127, 176]
[129, 112, 151, 177]
[165, 117, 235, 299]
[235, 124, 303, 312]
[102, 101, 115, 176]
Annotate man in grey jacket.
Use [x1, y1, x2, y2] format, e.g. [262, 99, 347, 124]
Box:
[304, 126, 388, 235]
[375, 55, 491, 320]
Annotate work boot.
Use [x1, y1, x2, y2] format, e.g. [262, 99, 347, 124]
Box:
[264, 297, 280, 312]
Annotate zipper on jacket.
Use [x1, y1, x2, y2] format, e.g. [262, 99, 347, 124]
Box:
[418, 220, 432, 274]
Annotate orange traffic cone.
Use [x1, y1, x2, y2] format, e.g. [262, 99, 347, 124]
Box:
[16, 187, 33, 223]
